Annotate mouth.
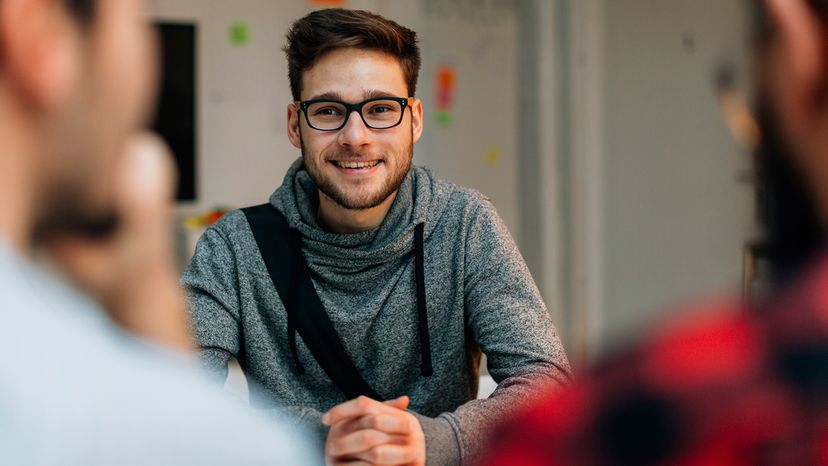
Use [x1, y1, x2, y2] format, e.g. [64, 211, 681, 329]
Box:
[329, 159, 383, 175]
[331, 160, 381, 169]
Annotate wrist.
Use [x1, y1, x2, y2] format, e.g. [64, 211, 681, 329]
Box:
[413, 413, 461, 466]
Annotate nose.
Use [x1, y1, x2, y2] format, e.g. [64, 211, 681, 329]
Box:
[337, 110, 371, 148]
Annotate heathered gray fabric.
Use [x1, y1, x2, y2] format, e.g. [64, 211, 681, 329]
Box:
[182, 159, 571, 465]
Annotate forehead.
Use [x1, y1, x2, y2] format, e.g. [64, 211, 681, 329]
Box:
[301, 48, 408, 101]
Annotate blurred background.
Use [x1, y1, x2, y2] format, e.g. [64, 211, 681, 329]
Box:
[151, 0, 757, 367]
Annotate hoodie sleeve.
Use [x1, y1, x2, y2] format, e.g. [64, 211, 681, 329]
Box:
[181, 223, 332, 446]
[420, 193, 572, 466]
[180, 226, 243, 383]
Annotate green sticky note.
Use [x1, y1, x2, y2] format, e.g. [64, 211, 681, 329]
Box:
[435, 110, 453, 127]
[229, 22, 251, 47]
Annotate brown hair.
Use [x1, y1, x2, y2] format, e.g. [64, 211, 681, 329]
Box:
[283, 8, 421, 101]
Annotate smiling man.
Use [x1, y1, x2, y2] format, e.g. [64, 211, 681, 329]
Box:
[182, 8, 570, 466]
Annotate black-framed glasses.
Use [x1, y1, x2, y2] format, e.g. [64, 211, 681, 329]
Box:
[295, 96, 413, 131]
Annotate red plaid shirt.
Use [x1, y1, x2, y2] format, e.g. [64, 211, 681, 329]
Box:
[481, 257, 828, 466]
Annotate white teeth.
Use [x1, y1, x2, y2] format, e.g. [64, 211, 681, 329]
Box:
[335, 160, 379, 169]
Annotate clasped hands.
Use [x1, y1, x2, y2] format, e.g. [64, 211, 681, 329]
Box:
[322, 395, 426, 466]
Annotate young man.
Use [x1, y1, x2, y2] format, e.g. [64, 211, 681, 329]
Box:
[482, 0, 828, 464]
[183, 8, 571, 466]
[0, 0, 316, 464]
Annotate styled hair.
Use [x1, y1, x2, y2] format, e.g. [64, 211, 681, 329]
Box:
[283, 8, 421, 101]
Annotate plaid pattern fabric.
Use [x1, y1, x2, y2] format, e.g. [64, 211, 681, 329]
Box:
[481, 257, 828, 466]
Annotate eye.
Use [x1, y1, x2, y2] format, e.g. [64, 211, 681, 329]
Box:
[312, 106, 343, 117]
[367, 102, 402, 115]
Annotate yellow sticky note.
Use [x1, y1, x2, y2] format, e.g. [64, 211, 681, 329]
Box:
[484, 147, 503, 166]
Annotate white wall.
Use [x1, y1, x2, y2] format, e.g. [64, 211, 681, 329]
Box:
[564, 0, 757, 357]
[415, 0, 521, 238]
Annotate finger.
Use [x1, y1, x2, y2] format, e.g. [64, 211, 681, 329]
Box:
[116, 132, 176, 225]
[327, 415, 362, 445]
[324, 396, 414, 427]
[382, 395, 410, 411]
[332, 461, 372, 466]
[346, 412, 414, 435]
[323, 396, 385, 426]
[326, 429, 405, 458]
[352, 444, 420, 465]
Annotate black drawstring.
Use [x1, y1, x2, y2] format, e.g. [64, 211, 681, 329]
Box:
[414, 223, 434, 376]
[286, 224, 433, 378]
[288, 229, 305, 375]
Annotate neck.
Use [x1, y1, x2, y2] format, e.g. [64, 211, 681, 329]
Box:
[0, 91, 38, 254]
[317, 191, 398, 234]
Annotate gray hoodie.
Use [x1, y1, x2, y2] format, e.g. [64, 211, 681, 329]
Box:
[182, 160, 571, 465]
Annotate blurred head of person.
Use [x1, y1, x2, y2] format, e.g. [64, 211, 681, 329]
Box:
[755, 0, 828, 284]
[0, 0, 156, 245]
[283, 8, 423, 214]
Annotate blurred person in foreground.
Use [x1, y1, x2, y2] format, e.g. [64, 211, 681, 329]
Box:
[481, 0, 828, 464]
[0, 0, 316, 464]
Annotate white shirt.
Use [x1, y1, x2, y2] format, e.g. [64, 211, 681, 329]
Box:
[0, 240, 318, 465]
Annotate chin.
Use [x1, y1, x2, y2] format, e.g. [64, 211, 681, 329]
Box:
[346, 190, 396, 210]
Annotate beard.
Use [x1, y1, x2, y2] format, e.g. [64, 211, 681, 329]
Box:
[33, 110, 121, 242]
[300, 133, 413, 211]
[34, 204, 119, 240]
[33, 169, 119, 241]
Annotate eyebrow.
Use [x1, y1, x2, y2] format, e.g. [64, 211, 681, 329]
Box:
[307, 89, 405, 101]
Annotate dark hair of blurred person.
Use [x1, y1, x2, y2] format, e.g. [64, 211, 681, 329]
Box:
[480, 0, 828, 464]
[753, 1, 827, 285]
[0, 0, 315, 464]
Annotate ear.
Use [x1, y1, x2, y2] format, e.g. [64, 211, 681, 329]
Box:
[287, 102, 303, 149]
[411, 98, 424, 144]
[0, 0, 82, 111]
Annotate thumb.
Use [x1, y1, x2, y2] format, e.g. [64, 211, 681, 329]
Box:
[115, 132, 177, 232]
[383, 395, 410, 411]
